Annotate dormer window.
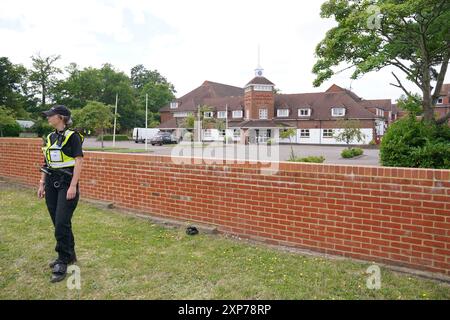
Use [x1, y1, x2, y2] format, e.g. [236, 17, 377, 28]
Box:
[331, 107, 346, 117]
[232, 110, 243, 118]
[217, 111, 227, 119]
[298, 108, 311, 117]
[277, 109, 289, 117]
[376, 108, 384, 117]
[170, 102, 179, 109]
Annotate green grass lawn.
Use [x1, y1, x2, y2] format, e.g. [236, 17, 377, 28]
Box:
[0, 183, 449, 300]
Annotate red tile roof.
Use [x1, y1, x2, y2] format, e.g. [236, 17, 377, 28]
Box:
[245, 76, 275, 86]
[160, 80, 243, 112]
[360, 99, 393, 111]
[439, 83, 450, 96]
[159, 81, 393, 128]
[274, 92, 377, 120]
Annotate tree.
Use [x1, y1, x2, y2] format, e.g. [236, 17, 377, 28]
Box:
[396, 93, 423, 116]
[73, 101, 114, 148]
[279, 128, 297, 160]
[139, 82, 175, 114]
[180, 106, 216, 142]
[52, 64, 103, 108]
[334, 119, 366, 148]
[0, 57, 31, 117]
[29, 53, 62, 107]
[313, 0, 450, 124]
[182, 114, 195, 130]
[215, 119, 228, 143]
[0, 106, 18, 137]
[130, 64, 176, 93]
[131, 65, 176, 129]
[53, 63, 141, 131]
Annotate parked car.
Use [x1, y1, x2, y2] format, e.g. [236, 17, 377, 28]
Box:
[150, 132, 177, 146]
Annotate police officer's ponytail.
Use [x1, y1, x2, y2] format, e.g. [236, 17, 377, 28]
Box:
[60, 115, 73, 127]
[66, 116, 73, 127]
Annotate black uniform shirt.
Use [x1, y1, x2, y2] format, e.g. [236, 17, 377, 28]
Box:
[42, 128, 84, 173]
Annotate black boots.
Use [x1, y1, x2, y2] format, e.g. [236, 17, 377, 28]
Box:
[49, 253, 77, 268]
[50, 262, 68, 283]
[48, 254, 77, 283]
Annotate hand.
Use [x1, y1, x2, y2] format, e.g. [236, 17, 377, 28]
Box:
[67, 185, 77, 200]
[38, 184, 45, 199]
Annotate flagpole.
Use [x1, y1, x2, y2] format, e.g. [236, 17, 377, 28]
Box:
[225, 104, 228, 145]
[145, 93, 148, 151]
[112, 93, 118, 148]
[198, 105, 201, 143]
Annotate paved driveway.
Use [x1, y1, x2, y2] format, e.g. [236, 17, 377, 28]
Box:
[83, 138, 381, 166]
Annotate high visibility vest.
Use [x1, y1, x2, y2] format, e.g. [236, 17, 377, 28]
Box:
[42, 129, 84, 169]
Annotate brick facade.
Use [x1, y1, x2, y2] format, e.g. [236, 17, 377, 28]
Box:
[1, 137, 449, 277]
[244, 88, 275, 120]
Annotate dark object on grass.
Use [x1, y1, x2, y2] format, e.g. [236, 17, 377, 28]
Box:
[186, 226, 199, 236]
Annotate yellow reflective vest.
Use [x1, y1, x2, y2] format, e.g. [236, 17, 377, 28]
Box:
[42, 129, 84, 169]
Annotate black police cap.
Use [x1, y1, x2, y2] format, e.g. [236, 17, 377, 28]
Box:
[42, 105, 71, 118]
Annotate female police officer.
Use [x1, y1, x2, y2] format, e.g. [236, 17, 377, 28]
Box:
[37, 105, 84, 283]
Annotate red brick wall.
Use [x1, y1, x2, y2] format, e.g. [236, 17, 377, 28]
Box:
[1, 138, 449, 277]
[160, 111, 173, 124]
[244, 89, 275, 120]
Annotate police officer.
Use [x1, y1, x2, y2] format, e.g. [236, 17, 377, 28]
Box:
[37, 105, 84, 283]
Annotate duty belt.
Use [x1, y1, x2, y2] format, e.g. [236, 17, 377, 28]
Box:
[40, 167, 73, 189]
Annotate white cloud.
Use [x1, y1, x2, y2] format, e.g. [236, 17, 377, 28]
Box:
[0, 0, 448, 102]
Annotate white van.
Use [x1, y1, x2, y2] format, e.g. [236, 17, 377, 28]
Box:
[132, 128, 160, 143]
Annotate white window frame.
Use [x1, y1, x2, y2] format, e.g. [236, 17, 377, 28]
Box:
[253, 85, 273, 92]
[323, 129, 334, 138]
[259, 108, 268, 120]
[233, 129, 240, 138]
[437, 97, 444, 105]
[331, 107, 346, 117]
[203, 111, 214, 118]
[232, 110, 243, 118]
[277, 109, 289, 117]
[300, 129, 310, 138]
[376, 108, 384, 117]
[170, 102, 179, 109]
[217, 111, 227, 119]
[298, 108, 311, 117]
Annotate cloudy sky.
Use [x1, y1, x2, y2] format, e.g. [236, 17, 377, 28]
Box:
[1, 0, 448, 101]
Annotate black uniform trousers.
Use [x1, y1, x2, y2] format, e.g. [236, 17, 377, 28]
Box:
[44, 171, 79, 263]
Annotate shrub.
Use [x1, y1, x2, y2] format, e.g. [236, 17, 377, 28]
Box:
[341, 149, 354, 158]
[289, 156, 325, 163]
[352, 148, 363, 156]
[341, 148, 364, 158]
[1, 122, 22, 137]
[380, 116, 450, 169]
[97, 134, 129, 141]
